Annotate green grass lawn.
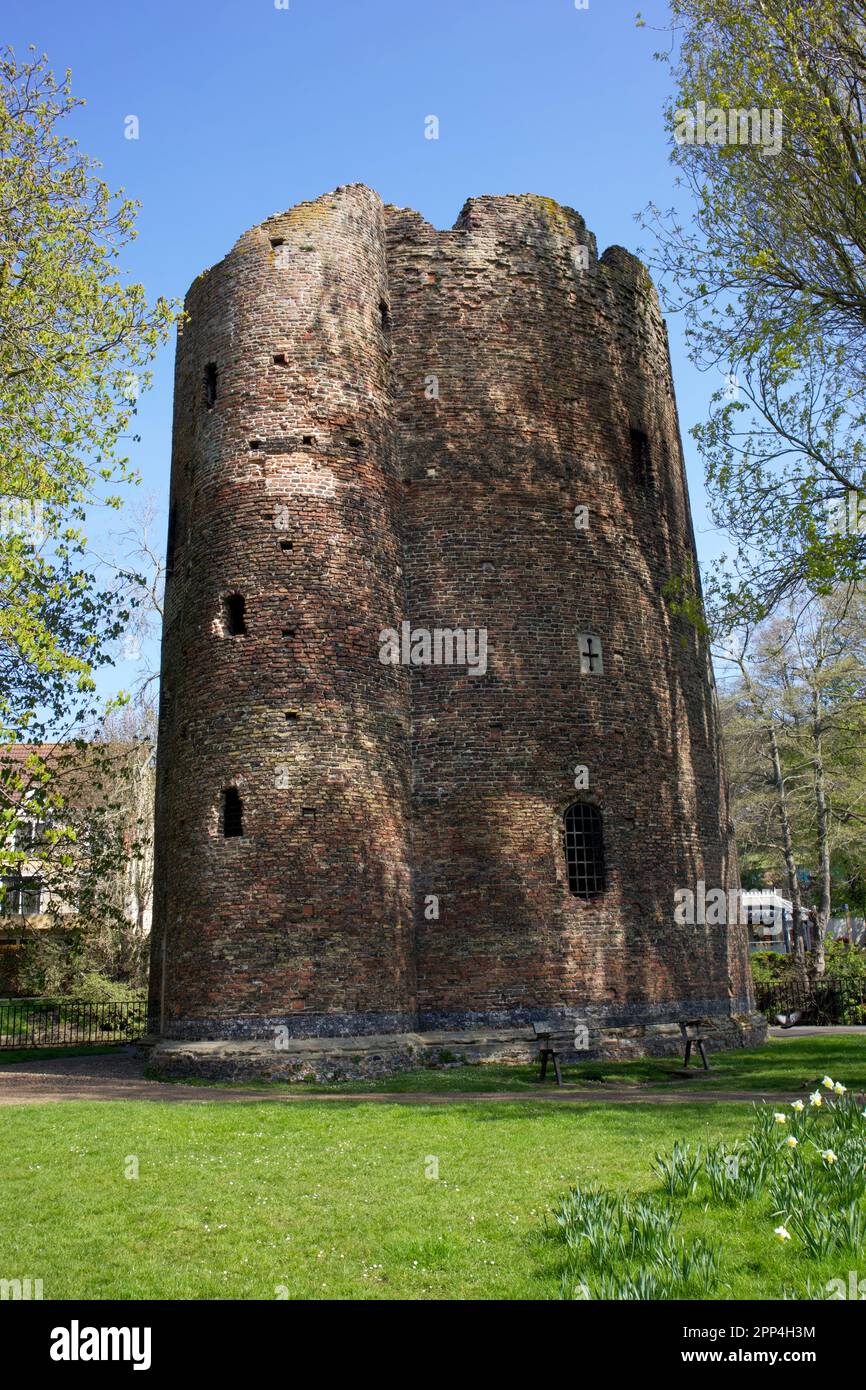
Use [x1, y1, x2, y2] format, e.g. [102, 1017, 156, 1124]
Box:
[0, 1094, 859, 1300]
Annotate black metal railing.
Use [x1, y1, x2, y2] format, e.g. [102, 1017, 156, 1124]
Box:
[754, 978, 866, 1026]
[0, 997, 152, 1049]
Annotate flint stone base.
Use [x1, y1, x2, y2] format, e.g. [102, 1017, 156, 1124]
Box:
[147, 1012, 768, 1084]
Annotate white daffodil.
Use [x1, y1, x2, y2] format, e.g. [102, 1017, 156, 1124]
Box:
[774, 1112, 787, 1124]
[810, 1091, 823, 1107]
[791, 1100, 805, 1112]
[821, 1150, 837, 1164]
[822, 1075, 835, 1090]
[786, 1136, 799, 1148]
[834, 1082, 847, 1096]
[774, 1225, 792, 1243]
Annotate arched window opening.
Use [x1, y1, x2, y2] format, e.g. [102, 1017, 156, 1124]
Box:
[221, 788, 244, 838]
[563, 802, 605, 899]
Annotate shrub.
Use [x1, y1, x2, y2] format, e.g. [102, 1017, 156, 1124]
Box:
[68, 972, 142, 1005]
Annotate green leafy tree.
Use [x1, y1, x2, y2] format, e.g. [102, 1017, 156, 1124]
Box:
[641, 0, 866, 621]
[0, 47, 176, 919]
[718, 587, 866, 975]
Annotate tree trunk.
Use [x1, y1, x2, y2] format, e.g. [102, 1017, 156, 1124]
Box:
[767, 723, 807, 967]
[811, 690, 830, 978]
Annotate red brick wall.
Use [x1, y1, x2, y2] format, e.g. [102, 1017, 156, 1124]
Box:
[150, 186, 416, 1034]
[150, 185, 753, 1038]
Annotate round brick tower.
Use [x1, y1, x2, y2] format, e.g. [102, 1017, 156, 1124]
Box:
[150, 186, 759, 1065]
[149, 186, 416, 1038]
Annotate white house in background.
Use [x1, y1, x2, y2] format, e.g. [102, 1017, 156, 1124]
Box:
[827, 914, 866, 946]
[741, 889, 797, 954]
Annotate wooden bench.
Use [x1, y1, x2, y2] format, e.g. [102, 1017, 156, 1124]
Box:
[679, 1019, 711, 1071]
[533, 1022, 567, 1086]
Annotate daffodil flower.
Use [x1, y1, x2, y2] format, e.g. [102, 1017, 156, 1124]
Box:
[774, 1112, 787, 1124]
[791, 1100, 804, 1112]
[822, 1076, 835, 1090]
[821, 1150, 837, 1164]
[774, 1225, 792, 1243]
[834, 1083, 847, 1096]
[810, 1091, 823, 1107]
[786, 1136, 798, 1148]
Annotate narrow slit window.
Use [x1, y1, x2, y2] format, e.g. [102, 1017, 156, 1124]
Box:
[379, 299, 391, 331]
[629, 428, 652, 486]
[223, 593, 246, 636]
[221, 788, 243, 838]
[166, 505, 177, 576]
[563, 802, 605, 899]
[204, 362, 218, 410]
[273, 353, 289, 367]
[280, 540, 293, 552]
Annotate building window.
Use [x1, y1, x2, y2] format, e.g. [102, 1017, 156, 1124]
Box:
[223, 593, 247, 636]
[30, 818, 54, 849]
[379, 299, 391, 331]
[630, 428, 652, 486]
[0, 877, 42, 916]
[204, 362, 218, 410]
[221, 788, 243, 838]
[563, 803, 605, 899]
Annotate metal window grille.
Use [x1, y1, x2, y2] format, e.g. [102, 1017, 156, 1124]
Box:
[563, 802, 605, 899]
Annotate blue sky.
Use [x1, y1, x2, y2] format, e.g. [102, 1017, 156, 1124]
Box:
[6, 0, 729, 693]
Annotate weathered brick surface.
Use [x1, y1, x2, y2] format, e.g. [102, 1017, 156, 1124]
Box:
[150, 185, 754, 1047]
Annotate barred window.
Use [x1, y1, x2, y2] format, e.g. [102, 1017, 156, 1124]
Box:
[563, 803, 605, 899]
